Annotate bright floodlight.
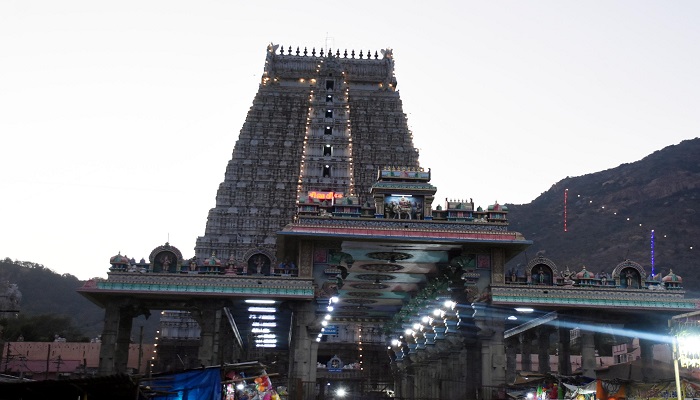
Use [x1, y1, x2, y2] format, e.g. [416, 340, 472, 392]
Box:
[248, 307, 276, 313]
[678, 334, 700, 368]
[245, 299, 276, 304]
[336, 388, 347, 397]
[515, 307, 534, 313]
[330, 296, 339, 303]
[421, 316, 430, 323]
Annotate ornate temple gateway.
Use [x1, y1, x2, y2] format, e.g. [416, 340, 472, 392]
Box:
[78, 45, 699, 400]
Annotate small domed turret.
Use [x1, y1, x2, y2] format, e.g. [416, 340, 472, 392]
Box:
[109, 252, 130, 271]
[662, 269, 683, 290]
[576, 266, 594, 279]
[205, 253, 221, 267]
[662, 269, 682, 283]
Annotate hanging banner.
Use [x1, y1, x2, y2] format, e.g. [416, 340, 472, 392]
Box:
[626, 380, 700, 400]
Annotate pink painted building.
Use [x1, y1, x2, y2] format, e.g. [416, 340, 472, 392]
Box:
[1, 341, 154, 380]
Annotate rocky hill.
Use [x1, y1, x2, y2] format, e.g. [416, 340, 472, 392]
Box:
[506, 138, 700, 295]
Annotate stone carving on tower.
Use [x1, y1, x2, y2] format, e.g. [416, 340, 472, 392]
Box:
[195, 44, 420, 265]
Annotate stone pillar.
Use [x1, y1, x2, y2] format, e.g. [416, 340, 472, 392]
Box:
[581, 329, 596, 378]
[424, 195, 434, 219]
[442, 349, 469, 398]
[537, 326, 551, 374]
[98, 302, 120, 376]
[392, 362, 407, 400]
[639, 338, 655, 382]
[474, 303, 506, 394]
[403, 366, 415, 400]
[440, 355, 452, 398]
[505, 336, 518, 384]
[557, 322, 571, 375]
[414, 366, 425, 399]
[288, 301, 317, 400]
[114, 311, 134, 373]
[466, 342, 481, 398]
[459, 348, 472, 399]
[194, 306, 218, 367]
[373, 194, 385, 217]
[520, 332, 532, 372]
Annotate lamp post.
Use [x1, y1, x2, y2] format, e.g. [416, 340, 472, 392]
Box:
[671, 333, 682, 400]
[670, 310, 700, 400]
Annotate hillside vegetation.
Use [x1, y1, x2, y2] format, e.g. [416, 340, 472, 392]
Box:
[0, 259, 104, 340]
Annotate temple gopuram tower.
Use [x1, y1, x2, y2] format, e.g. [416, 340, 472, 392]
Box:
[195, 44, 420, 265]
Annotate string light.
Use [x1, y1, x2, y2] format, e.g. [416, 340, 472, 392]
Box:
[651, 229, 655, 275]
[564, 189, 568, 232]
[358, 326, 364, 371]
[563, 190, 694, 273]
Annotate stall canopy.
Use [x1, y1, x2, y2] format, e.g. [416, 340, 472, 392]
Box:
[148, 368, 222, 400]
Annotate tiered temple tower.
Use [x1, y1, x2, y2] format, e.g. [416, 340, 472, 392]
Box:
[195, 44, 420, 264]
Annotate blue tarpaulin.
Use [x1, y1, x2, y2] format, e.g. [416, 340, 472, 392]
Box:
[151, 368, 222, 400]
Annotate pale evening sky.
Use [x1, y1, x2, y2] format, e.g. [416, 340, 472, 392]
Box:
[1, 1, 698, 280]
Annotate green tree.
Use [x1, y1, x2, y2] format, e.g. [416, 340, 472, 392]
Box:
[1, 314, 88, 342]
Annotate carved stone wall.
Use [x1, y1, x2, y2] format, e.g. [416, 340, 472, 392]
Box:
[196, 45, 420, 266]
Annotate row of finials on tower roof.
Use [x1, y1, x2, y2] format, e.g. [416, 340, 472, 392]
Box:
[271, 44, 391, 60]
